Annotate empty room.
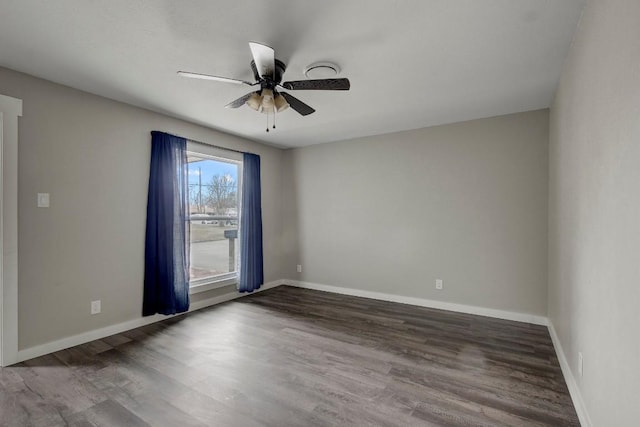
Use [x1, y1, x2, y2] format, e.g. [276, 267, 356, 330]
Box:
[0, 0, 638, 425]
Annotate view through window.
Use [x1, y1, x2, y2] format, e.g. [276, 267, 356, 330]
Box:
[187, 149, 241, 285]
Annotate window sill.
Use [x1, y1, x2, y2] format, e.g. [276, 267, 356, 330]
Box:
[189, 277, 237, 294]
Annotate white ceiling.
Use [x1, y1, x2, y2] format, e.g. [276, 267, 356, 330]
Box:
[0, 0, 584, 148]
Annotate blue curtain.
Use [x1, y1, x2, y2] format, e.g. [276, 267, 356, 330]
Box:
[239, 153, 264, 292]
[143, 131, 190, 315]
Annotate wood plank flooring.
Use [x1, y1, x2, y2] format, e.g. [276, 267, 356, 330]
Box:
[0, 286, 579, 426]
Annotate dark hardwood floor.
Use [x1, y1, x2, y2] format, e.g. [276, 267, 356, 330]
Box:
[0, 286, 579, 426]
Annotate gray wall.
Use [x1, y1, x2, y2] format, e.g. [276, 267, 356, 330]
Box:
[548, 0, 640, 423]
[0, 67, 285, 350]
[283, 110, 549, 316]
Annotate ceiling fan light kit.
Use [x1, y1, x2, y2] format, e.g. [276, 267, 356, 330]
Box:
[246, 90, 289, 114]
[178, 42, 350, 131]
[246, 92, 262, 111]
[274, 93, 289, 112]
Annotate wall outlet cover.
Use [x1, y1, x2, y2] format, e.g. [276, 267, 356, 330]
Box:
[91, 300, 101, 315]
[578, 352, 584, 376]
[37, 193, 50, 208]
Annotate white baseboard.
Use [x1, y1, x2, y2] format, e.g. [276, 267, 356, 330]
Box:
[547, 321, 592, 427]
[15, 280, 284, 364]
[15, 278, 588, 425]
[284, 280, 548, 326]
[14, 280, 546, 363]
[283, 281, 593, 420]
[283, 281, 590, 423]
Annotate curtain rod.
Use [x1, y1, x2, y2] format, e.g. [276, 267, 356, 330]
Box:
[187, 138, 250, 155]
[153, 130, 253, 155]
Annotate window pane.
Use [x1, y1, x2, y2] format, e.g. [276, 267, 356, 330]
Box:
[187, 154, 239, 282]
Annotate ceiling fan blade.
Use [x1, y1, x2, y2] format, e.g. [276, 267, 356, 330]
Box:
[178, 71, 254, 86]
[280, 92, 315, 116]
[249, 42, 275, 79]
[281, 78, 350, 91]
[225, 92, 254, 109]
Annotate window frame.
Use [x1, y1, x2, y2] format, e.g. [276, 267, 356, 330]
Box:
[185, 141, 242, 294]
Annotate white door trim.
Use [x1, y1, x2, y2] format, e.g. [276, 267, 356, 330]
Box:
[0, 94, 22, 366]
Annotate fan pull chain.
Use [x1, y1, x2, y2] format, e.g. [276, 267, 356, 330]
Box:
[265, 112, 277, 132]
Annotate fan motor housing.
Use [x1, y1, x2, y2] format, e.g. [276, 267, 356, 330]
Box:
[251, 59, 287, 84]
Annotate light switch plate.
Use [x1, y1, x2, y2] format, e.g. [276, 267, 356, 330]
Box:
[37, 193, 50, 208]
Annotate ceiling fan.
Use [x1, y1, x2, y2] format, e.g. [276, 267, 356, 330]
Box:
[178, 42, 350, 130]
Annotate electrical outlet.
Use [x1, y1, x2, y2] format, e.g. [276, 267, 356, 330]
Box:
[578, 352, 583, 377]
[37, 193, 50, 208]
[296, 264, 302, 273]
[91, 300, 101, 315]
[435, 279, 443, 290]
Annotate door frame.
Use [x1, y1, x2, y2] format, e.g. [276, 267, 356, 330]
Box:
[0, 93, 21, 366]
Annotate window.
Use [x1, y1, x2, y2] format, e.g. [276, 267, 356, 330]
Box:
[186, 142, 242, 292]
